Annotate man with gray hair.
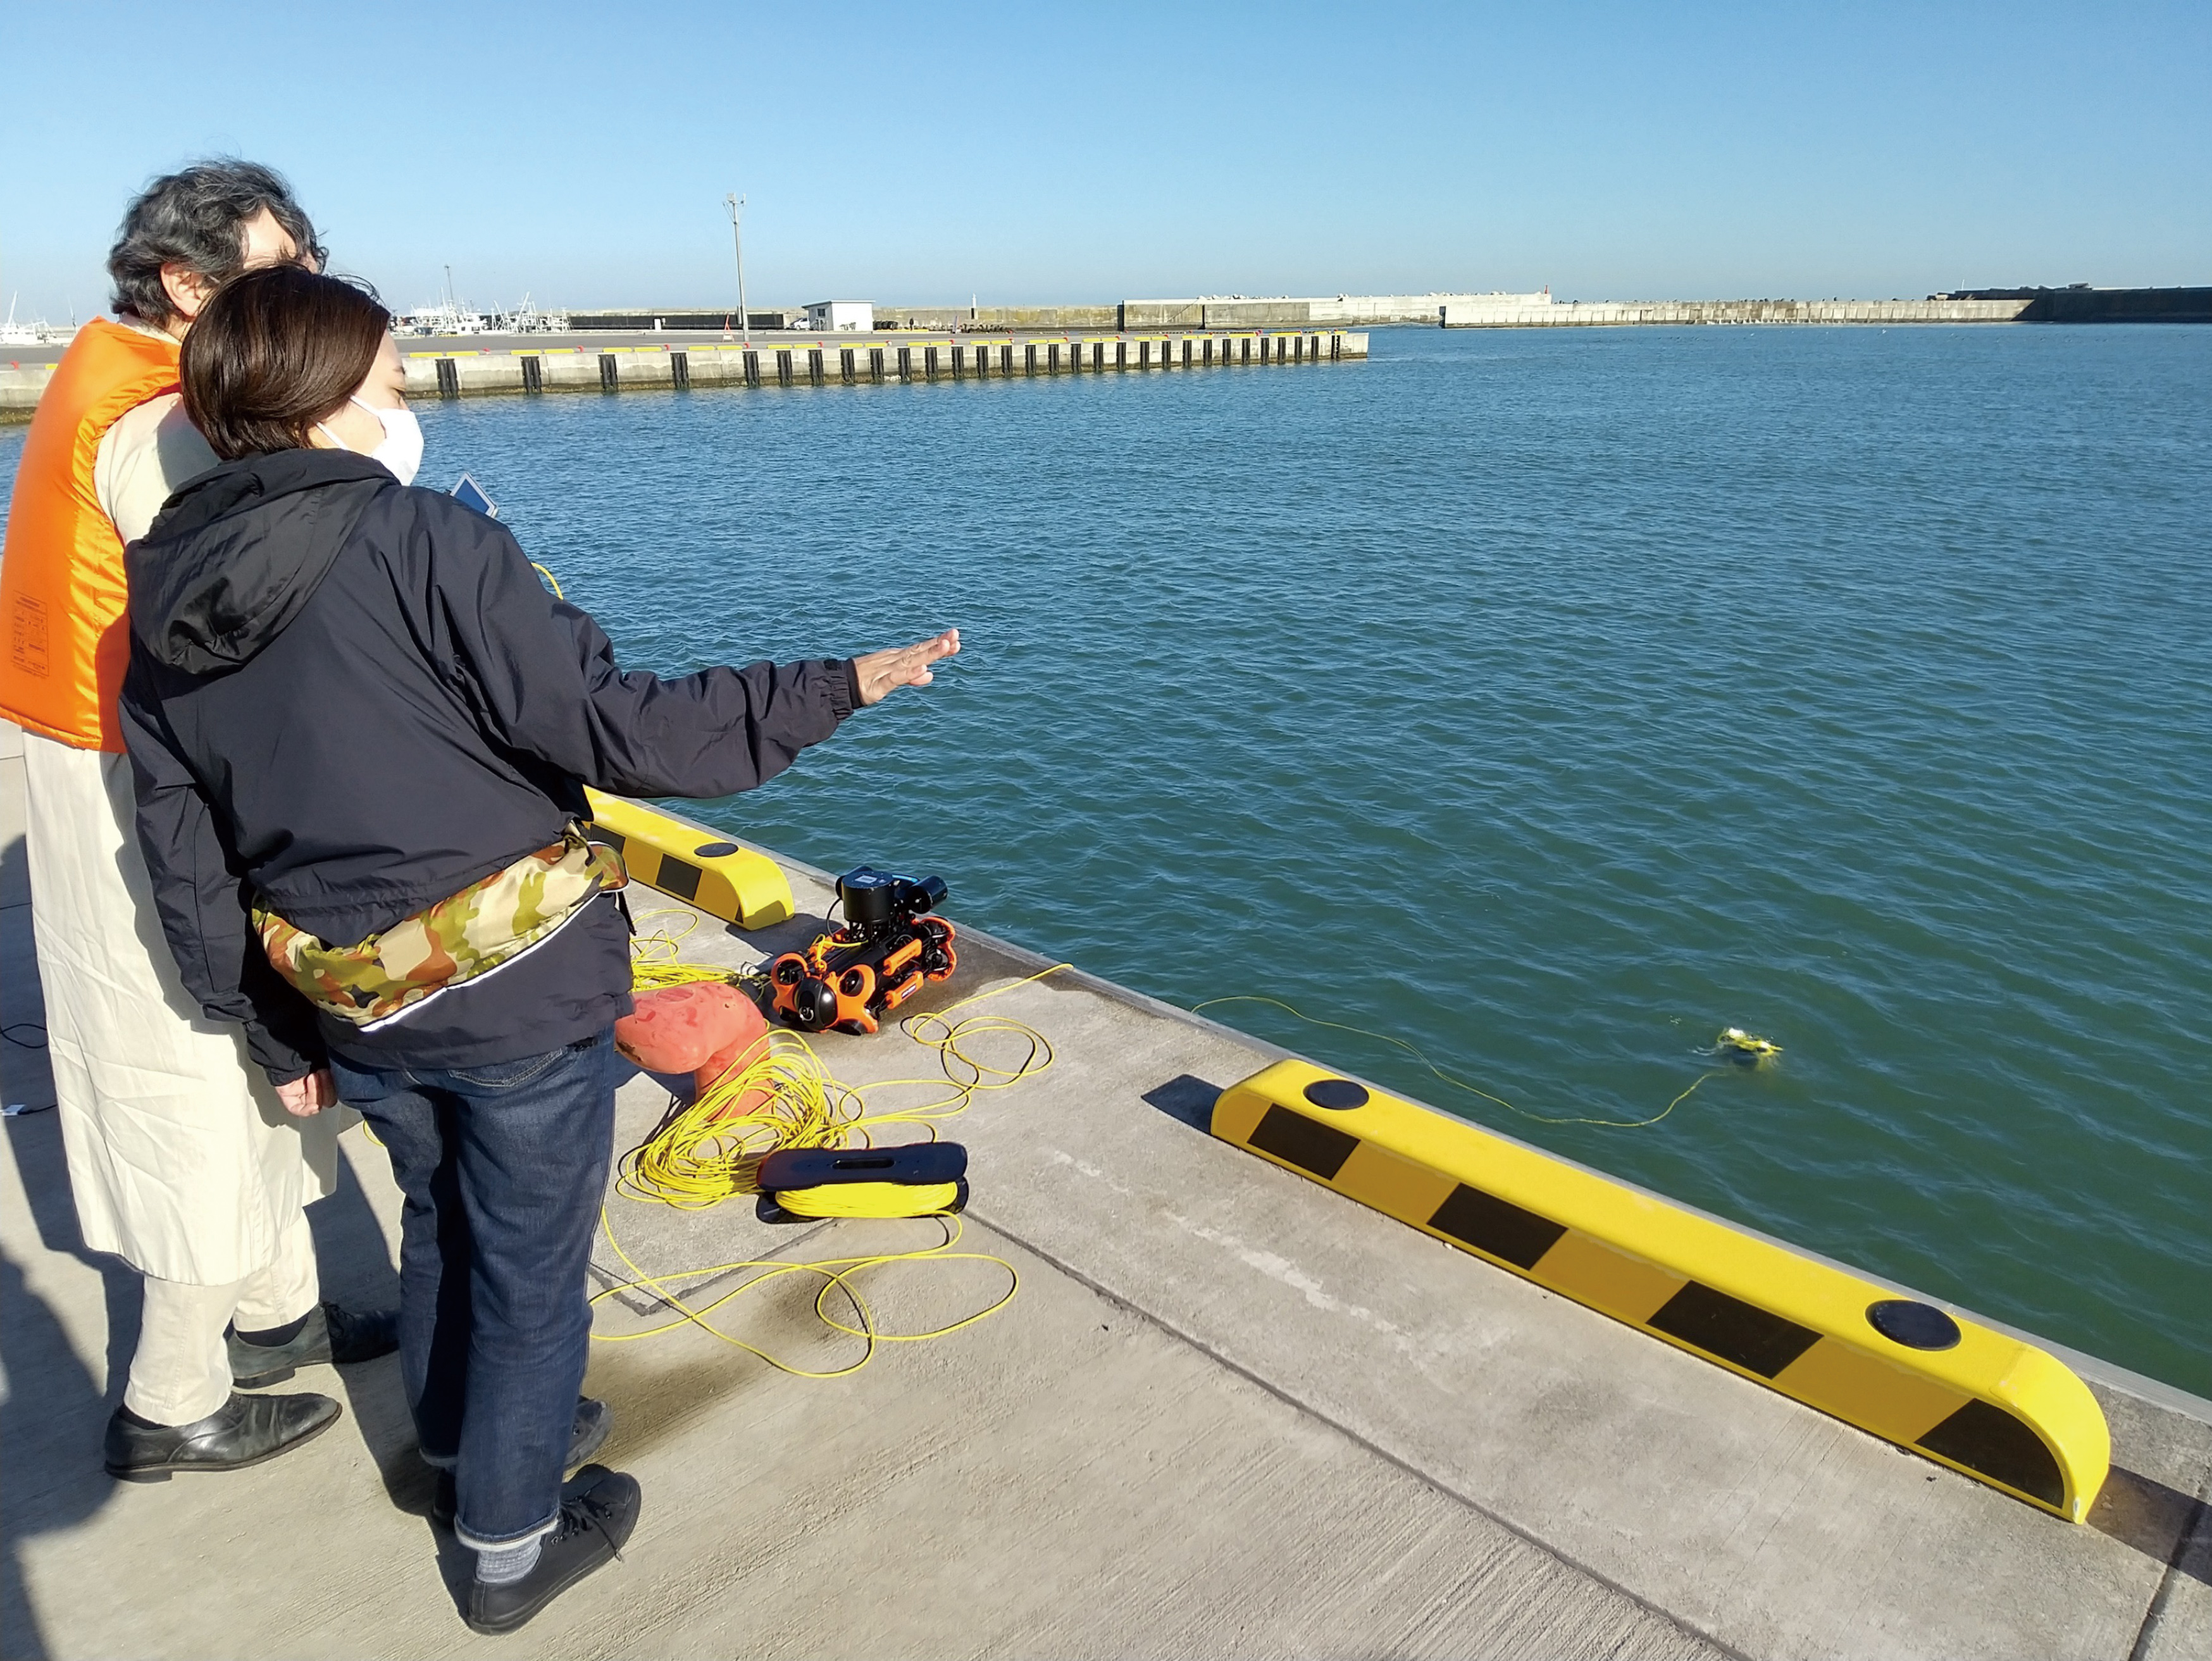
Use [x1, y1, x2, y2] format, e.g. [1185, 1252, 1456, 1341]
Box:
[0, 160, 397, 1481]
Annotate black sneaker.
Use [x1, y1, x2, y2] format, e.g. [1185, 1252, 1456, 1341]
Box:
[430, 1398, 611, 1529]
[104, 1391, 340, 1480]
[230, 1303, 399, 1388]
[464, 1465, 640, 1636]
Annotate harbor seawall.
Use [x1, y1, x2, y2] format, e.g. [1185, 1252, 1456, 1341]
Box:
[0, 327, 1367, 422]
[569, 296, 1491, 331]
[1443, 296, 2034, 327]
[9, 282, 2207, 422]
[397, 327, 1365, 404]
[560, 287, 2212, 335]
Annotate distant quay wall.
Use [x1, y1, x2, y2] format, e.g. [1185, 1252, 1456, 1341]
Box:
[0, 327, 1365, 423]
[544, 285, 2212, 335]
[1443, 297, 2033, 327]
[6, 282, 2208, 423]
[562, 296, 1487, 332]
[395, 327, 1366, 406]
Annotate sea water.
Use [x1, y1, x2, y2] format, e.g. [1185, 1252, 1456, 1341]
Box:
[12, 323, 2205, 1393]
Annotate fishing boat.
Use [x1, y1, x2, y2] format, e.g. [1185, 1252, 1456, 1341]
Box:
[0, 293, 51, 345]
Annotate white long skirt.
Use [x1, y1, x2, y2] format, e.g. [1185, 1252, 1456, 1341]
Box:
[22, 733, 340, 1285]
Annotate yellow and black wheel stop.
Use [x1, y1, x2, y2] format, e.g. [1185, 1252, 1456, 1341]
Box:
[585, 790, 794, 929]
[1212, 1059, 2109, 1522]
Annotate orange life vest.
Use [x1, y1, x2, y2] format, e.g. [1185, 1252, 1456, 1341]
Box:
[0, 320, 183, 752]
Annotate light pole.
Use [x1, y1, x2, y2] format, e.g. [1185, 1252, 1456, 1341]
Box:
[724, 194, 750, 347]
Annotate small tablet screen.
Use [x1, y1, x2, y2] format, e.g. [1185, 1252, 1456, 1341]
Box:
[450, 473, 498, 519]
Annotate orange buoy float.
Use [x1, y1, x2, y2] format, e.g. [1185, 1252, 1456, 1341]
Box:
[615, 982, 771, 1113]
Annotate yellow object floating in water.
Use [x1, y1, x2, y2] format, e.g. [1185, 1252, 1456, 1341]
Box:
[1717, 1027, 1782, 1065]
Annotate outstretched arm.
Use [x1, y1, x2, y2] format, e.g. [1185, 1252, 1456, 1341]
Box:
[438, 511, 957, 798]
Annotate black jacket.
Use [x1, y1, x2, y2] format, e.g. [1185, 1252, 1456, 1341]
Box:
[120, 448, 857, 1081]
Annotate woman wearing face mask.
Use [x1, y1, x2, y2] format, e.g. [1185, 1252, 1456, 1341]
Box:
[118, 266, 958, 1633]
[306, 335, 423, 480]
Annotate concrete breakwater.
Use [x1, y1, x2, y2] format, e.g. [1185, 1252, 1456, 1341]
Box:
[1443, 295, 2034, 327]
[938, 288, 2206, 329]
[394, 326, 1367, 404]
[0, 327, 1368, 421]
[569, 295, 1502, 332]
[561, 287, 2211, 334]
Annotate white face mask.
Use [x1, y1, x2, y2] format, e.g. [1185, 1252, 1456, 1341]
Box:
[353, 397, 424, 485]
[317, 396, 423, 486]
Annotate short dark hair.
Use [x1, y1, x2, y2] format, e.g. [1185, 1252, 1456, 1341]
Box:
[108, 160, 325, 327]
[181, 266, 390, 460]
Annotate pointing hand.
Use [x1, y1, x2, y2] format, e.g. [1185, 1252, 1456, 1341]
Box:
[854, 629, 960, 707]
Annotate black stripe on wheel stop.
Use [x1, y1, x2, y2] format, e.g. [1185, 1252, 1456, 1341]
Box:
[1917, 1399, 2065, 1507]
[1648, 1281, 1822, 1378]
[1427, 1185, 1568, 1269]
[1247, 1105, 1359, 1181]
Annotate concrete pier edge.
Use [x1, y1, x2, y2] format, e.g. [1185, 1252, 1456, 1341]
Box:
[650, 798, 2212, 1428]
[4, 728, 2209, 1658]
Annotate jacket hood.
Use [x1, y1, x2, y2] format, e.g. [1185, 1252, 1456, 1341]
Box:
[127, 447, 395, 676]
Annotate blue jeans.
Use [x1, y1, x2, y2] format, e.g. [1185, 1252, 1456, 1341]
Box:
[330, 1030, 616, 1548]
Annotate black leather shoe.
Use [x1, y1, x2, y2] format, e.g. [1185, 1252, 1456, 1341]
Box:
[104, 1391, 341, 1480]
[464, 1465, 641, 1635]
[432, 1398, 611, 1529]
[230, 1302, 399, 1388]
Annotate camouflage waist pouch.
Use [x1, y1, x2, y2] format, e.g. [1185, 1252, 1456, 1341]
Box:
[254, 824, 628, 1031]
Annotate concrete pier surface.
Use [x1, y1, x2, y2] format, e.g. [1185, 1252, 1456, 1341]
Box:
[3, 724, 2209, 1658]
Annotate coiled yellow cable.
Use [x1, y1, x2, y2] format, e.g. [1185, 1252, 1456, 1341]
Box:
[628, 909, 753, 992]
[774, 1179, 962, 1219]
[592, 963, 1067, 1376]
[614, 1031, 852, 1207]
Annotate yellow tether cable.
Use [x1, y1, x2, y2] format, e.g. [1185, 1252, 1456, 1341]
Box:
[614, 1029, 849, 1207]
[778, 1179, 964, 1219]
[1190, 995, 1772, 1129]
[590, 1212, 1017, 1379]
[627, 909, 754, 992]
[591, 963, 1069, 1374]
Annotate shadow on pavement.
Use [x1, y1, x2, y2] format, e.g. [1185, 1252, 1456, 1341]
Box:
[4, 1107, 142, 1417]
[2, 1099, 435, 1636]
[2091, 1464, 2212, 1590]
[299, 1133, 421, 1515]
[1139, 1072, 1225, 1131]
[0, 1249, 113, 1661]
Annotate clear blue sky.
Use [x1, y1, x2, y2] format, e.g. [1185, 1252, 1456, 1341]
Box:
[3, 0, 2205, 321]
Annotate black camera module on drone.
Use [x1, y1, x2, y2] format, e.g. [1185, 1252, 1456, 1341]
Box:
[769, 867, 957, 1035]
